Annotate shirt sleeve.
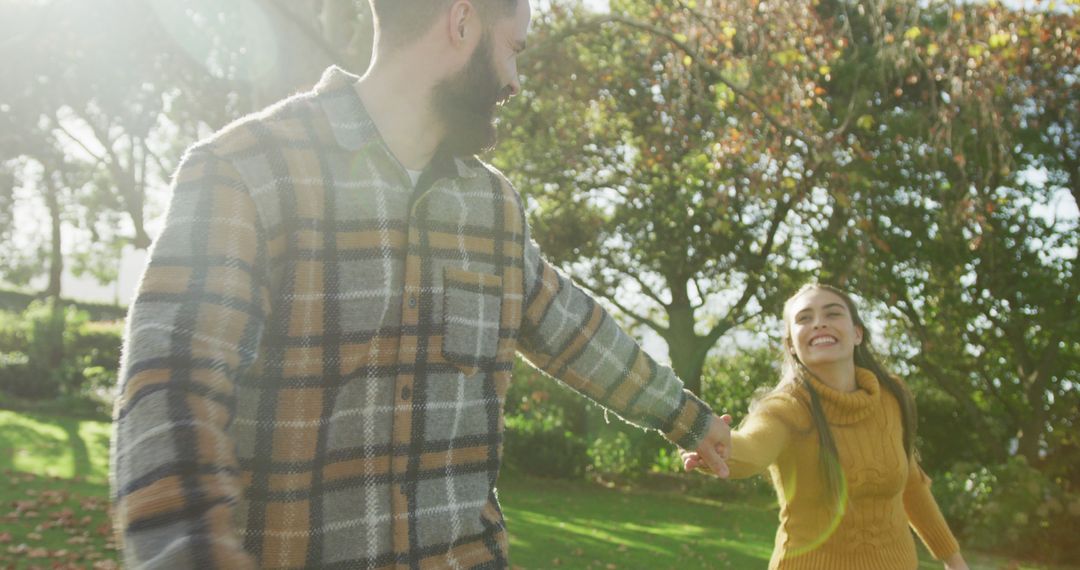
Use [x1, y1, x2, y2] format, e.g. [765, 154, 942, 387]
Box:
[726, 394, 800, 479]
[903, 457, 961, 561]
[110, 148, 268, 569]
[516, 223, 713, 451]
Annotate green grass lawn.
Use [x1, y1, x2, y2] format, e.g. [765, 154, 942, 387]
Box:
[0, 409, 118, 569]
[0, 408, 1075, 570]
[498, 475, 776, 569]
[497, 474, 1077, 570]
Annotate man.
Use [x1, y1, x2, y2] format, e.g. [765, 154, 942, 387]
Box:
[111, 0, 731, 568]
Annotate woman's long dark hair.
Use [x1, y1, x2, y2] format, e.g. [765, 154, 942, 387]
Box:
[773, 283, 918, 504]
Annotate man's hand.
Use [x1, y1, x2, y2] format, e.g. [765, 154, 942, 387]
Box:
[680, 414, 733, 478]
[943, 552, 969, 570]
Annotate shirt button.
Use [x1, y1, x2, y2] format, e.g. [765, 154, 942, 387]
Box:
[408, 295, 417, 308]
[400, 386, 411, 401]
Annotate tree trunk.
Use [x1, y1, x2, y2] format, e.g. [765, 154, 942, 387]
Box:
[1016, 407, 1046, 465]
[44, 176, 63, 302]
[664, 290, 709, 395]
[667, 332, 709, 397]
[1015, 335, 1066, 465]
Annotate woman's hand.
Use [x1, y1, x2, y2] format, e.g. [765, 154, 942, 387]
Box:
[943, 552, 969, 570]
[681, 414, 733, 476]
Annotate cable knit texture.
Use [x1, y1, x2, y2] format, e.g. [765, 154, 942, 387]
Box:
[728, 367, 960, 569]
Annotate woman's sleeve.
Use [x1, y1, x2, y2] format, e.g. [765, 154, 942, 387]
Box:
[903, 458, 961, 560]
[727, 395, 802, 479]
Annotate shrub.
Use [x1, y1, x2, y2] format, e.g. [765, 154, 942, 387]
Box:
[503, 409, 589, 479]
[935, 457, 1080, 564]
[700, 347, 780, 424]
[585, 408, 672, 479]
[502, 359, 592, 478]
[0, 300, 122, 401]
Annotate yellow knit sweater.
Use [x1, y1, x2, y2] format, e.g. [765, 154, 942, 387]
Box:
[728, 367, 960, 569]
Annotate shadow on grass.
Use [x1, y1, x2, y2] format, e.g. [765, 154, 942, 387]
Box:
[64, 418, 92, 477]
[0, 410, 102, 480]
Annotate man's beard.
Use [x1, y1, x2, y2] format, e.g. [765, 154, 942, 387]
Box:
[431, 34, 509, 157]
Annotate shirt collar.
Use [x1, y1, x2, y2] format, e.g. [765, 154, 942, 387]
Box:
[313, 66, 480, 179]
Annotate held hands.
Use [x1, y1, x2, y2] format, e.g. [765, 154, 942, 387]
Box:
[680, 414, 733, 478]
[943, 553, 969, 570]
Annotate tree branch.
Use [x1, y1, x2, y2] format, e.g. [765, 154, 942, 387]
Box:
[52, 122, 106, 165]
[576, 278, 668, 337]
[263, 0, 349, 69]
[524, 14, 816, 150]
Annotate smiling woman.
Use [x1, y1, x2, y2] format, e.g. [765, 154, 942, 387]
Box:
[683, 283, 970, 570]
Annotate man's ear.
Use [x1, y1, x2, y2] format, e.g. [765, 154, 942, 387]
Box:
[449, 0, 477, 47]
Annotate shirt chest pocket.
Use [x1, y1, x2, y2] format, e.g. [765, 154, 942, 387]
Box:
[442, 267, 503, 377]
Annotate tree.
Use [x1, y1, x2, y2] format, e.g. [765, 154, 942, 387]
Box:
[0, 0, 374, 296]
[494, 0, 857, 393]
[808, 0, 1079, 471]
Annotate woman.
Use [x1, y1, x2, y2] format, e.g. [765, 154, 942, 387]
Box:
[684, 284, 968, 569]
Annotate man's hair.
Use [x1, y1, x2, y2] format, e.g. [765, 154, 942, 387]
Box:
[368, 0, 518, 51]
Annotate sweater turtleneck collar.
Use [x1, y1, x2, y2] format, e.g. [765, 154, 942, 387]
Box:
[802, 366, 881, 425]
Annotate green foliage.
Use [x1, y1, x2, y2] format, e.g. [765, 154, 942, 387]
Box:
[585, 413, 672, 478]
[495, 0, 824, 393]
[1, 301, 77, 399]
[936, 457, 1080, 564]
[0, 288, 126, 321]
[505, 358, 699, 480]
[503, 412, 589, 480]
[700, 346, 780, 419]
[906, 372, 1006, 475]
[503, 359, 590, 479]
[0, 301, 122, 402]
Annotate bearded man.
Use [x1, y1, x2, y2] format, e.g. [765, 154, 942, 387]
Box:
[111, 1, 732, 568]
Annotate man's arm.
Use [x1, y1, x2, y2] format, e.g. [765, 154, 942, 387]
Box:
[515, 220, 729, 475]
[111, 148, 268, 569]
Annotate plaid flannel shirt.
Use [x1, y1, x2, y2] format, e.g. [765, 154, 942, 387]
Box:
[111, 66, 714, 569]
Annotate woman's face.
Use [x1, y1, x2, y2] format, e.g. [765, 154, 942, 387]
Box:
[785, 288, 864, 369]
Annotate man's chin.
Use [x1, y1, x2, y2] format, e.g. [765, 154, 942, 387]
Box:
[445, 124, 498, 156]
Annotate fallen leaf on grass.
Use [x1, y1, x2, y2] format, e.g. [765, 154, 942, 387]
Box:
[12, 500, 37, 514]
[79, 497, 108, 511]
